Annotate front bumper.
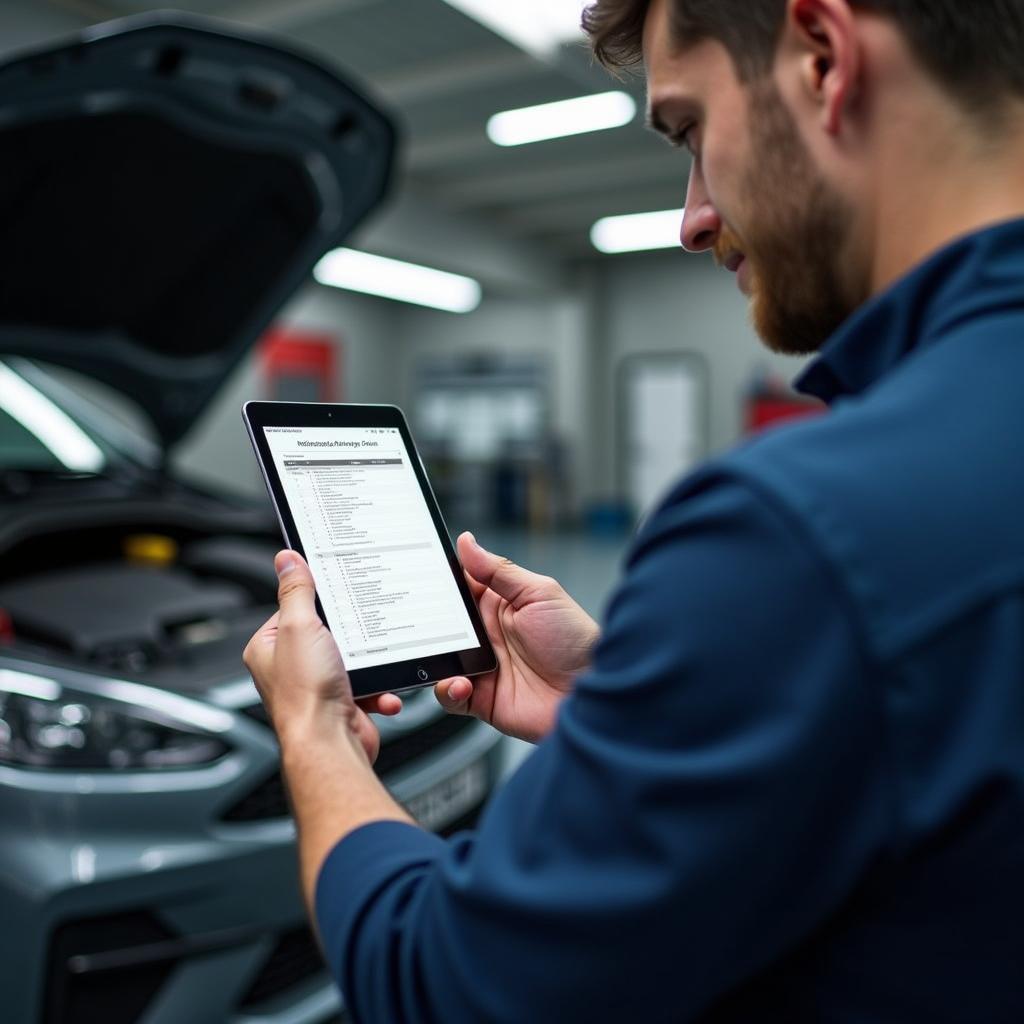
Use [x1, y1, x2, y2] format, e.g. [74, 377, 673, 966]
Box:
[1, 673, 505, 1024]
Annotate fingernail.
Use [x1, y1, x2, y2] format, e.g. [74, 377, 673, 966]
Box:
[448, 681, 464, 702]
[276, 552, 297, 576]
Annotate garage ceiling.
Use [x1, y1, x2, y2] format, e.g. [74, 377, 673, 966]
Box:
[38, 0, 689, 262]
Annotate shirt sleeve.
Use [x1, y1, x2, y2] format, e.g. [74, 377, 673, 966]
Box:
[315, 468, 892, 1024]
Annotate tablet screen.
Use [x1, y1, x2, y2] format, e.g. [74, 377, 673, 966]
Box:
[262, 424, 479, 672]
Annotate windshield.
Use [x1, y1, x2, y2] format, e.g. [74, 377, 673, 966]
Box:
[0, 360, 109, 474]
[0, 403, 74, 472]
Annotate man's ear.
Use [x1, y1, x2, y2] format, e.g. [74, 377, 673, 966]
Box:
[785, 0, 860, 135]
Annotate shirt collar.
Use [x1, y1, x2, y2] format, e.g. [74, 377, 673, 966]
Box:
[795, 216, 1024, 404]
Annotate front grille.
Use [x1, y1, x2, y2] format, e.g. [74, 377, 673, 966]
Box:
[222, 768, 290, 822]
[238, 926, 326, 1010]
[437, 798, 485, 838]
[45, 912, 176, 1024]
[375, 713, 476, 776]
[224, 712, 478, 822]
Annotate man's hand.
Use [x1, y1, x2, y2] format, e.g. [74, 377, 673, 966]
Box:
[435, 533, 600, 743]
[243, 550, 412, 913]
[243, 550, 403, 762]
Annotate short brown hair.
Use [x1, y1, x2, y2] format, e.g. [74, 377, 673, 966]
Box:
[581, 0, 785, 80]
[582, 0, 1024, 103]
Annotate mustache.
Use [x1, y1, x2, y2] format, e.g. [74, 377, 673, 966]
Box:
[713, 226, 745, 268]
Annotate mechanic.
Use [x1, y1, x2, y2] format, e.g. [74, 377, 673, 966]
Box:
[243, 0, 1024, 1019]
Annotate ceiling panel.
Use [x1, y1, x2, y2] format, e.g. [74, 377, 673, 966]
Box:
[39, 0, 681, 264]
[283, 0, 518, 79]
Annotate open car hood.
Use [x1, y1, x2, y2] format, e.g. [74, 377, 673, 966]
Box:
[0, 13, 395, 448]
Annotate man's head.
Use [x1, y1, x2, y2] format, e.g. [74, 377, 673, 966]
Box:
[582, 0, 1024, 354]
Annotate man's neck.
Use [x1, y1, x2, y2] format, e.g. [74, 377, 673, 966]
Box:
[870, 102, 1024, 294]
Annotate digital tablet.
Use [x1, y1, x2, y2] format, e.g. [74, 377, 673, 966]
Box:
[242, 402, 496, 699]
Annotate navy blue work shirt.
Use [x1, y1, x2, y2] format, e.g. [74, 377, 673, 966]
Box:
[315, 218, 1024, 1022]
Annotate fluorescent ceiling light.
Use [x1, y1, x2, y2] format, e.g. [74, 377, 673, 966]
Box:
[441, 0, 589, 57]
[591, 208, 685, 253]
[0, 362, 105, 472]
[488, 91, 636, 147]
[314, 249, 482, 314]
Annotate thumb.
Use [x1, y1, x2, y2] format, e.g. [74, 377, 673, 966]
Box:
[456, 532, 549, 609]
[275, 550, 318, 625]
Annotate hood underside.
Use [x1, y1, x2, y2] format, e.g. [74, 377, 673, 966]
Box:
[0, 13, 396, 448]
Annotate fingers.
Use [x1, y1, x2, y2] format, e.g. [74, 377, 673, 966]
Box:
[456, 532, 549, 609]
[357, 692, 403, 716]
[434, 676, 473, 714]
[274, 550, 318, 626]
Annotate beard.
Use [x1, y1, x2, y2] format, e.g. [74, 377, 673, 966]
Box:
[715, 81, 861, 356]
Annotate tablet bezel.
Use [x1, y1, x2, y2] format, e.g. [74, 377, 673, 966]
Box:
[242, 401, 496, 698]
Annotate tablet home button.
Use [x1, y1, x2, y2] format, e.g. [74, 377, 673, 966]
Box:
[416, 667, 429, 681]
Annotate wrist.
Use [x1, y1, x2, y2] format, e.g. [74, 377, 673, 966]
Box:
[277, 707, 366, 765]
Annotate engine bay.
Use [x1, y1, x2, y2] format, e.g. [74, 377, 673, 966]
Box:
[0, 515, 280, 692]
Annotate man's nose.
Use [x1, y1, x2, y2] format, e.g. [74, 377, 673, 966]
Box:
[680, 171, 721, 253]
[680, 203, 721, 252]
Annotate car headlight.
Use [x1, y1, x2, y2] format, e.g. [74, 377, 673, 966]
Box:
[0, 669, 232, 770]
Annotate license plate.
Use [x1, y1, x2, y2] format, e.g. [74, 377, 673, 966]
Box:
[405, 759, 488, 832]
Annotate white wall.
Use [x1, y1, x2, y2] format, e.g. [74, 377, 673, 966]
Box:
[283, 283, 402, 406]
[385, 251, 809, 513]
[587, 250, 810, 502]
[49, 258, 810, 516]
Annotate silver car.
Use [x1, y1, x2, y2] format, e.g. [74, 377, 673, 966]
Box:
[0, 16, 505, 1023]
